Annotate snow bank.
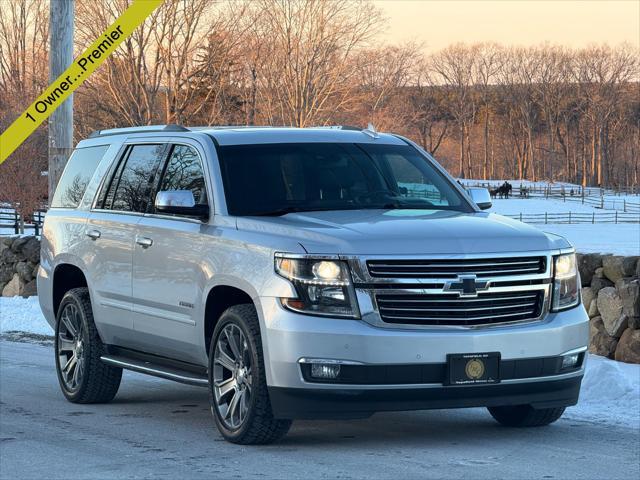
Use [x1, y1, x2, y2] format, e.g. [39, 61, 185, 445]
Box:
[567, 354, 640, 426]
[0, 296, 52, 335]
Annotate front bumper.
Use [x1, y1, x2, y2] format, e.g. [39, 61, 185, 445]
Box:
[260, 297, 588, 387]
[269, 376, 583, 419]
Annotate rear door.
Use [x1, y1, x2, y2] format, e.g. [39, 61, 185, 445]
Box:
[86, 143, 168, 347]
[130, 141, 211, 363]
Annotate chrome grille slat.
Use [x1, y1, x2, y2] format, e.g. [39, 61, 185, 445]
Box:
[367, 256, 546, 279]
[369, 267, 541, 277]
[377, 302, 538, 313]
[370, 261, 541, 268]
[376, 294, 538, 304]
[374, 290, 544, 327]
[380, 309, 537, 323]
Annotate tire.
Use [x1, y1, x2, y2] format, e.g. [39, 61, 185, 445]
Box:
[54, 287, 122, 403]
[488, 405, 566, 427]
[208, 304, 291, 444]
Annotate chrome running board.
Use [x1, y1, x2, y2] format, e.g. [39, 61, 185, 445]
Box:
[100, 354, 208, 387]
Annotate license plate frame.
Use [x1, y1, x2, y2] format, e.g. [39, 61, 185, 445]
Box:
[446, 352, 501, 386]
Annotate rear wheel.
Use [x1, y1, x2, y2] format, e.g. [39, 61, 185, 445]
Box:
[488, 405, 566, 427]
[208, 304, 291, 444]
[55, 288, 122, 403]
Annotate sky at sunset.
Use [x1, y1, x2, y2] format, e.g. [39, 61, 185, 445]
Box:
[373, 0, 640, 51]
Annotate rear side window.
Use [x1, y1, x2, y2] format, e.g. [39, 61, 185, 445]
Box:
[157, 145, 208, 207]
[51, 145, 109, 208]
[102, 144, 166, 213]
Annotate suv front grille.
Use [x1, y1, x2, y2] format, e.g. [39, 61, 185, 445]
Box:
[367, 256, 546, 279]
[375, 290, 544, 326]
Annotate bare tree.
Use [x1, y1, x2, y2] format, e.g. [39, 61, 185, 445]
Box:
[402, 65, 451, 154]
[430, 44, 478, 178]
[247, 0, 384, 127]
[473, 43, 504, 179]
[573, 44, 638, 186]
[353, 43, 420, 129]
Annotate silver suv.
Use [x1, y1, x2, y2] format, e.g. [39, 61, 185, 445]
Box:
[38, 125, 588, 444]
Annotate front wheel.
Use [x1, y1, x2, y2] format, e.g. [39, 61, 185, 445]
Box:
[55, 288, 122, 403]
[208, 304, 291, 444]
[488, 405, 566, 427]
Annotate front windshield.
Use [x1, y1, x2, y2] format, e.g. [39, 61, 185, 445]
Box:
[217, 142, 473, 216]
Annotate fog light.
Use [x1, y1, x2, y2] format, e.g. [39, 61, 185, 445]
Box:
[562, 353, 580, 370]
[310, 363, 341, 380]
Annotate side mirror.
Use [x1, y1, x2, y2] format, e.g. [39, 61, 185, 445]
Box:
[155, 190, 209, 218]
[467, 187, 492, 210]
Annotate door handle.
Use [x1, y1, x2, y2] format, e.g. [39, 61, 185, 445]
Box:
[86, 229, 101, 240]
[135, 236, 153, 248]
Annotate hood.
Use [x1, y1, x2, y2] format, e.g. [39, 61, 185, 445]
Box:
[236, 209, 572, 255]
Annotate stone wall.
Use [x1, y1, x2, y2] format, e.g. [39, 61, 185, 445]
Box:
[578, 253, 640, 364]
[0, 236, 40, 297]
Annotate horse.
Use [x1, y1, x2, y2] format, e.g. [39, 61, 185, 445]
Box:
[492, 182, 512, 199]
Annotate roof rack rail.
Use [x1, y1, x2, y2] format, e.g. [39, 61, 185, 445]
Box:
[88, 124, 190, 138]
[316, 125, 380, 138]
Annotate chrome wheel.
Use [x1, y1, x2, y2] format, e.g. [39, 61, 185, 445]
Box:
[57, 303, 85, 391]
[213, 323, 253, 430]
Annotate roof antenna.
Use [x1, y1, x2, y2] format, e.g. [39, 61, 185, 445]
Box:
[363, 123, 379, 139]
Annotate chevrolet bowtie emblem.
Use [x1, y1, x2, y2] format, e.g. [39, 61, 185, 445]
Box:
[444, 275, 490, 298]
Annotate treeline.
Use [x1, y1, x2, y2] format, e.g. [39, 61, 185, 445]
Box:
[1, 0, 639, 212]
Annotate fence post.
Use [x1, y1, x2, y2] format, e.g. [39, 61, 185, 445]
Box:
[519, 213, 522, 222]
[569, 212, 571, 224]
[624, 200, 626, 212]
[13, 211, 19, 234]
[615, 211, 618, 224]
[592, 212, 595, 224]
[601, 197, 604, 209]
[545, 212, 548, 224]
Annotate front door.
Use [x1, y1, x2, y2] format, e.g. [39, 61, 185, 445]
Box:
[130, 143, 211, 364]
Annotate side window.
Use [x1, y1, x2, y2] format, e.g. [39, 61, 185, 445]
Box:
[157, 145, 208, 208]
[51, 145, 109, 208]
[103, 144, 166, 213]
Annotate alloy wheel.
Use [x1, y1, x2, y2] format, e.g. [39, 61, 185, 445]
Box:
[212, 323, 253, 430]
[57, 303, 85, 391]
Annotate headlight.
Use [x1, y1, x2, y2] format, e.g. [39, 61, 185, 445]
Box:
[275, 255, 360, 318]
[551, 253, 579, 311]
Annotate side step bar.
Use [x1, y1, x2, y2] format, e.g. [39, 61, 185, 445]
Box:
[101, 355, 209, 387]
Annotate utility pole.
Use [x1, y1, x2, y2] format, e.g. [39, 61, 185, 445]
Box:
[48, 0, 75, 201]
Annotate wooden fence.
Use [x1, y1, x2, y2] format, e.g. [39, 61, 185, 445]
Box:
[505, 211, 640, 225]
[0, 210, 46, 236]
[461, 182, 640, 213]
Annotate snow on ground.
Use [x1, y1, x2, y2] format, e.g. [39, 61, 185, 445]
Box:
[485, 196, 640, 255]
[0, 296, 52, 336]
[567, 354, 640, 427]
[537, 224, 640, 256]
[489, 197, 603, 215]
[1, 295, 639, 427]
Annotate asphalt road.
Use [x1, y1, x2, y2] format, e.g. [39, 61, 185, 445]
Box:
[1, 338, 638, 480]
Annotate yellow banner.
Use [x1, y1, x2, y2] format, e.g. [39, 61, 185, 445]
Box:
[0, 0, 164, 164]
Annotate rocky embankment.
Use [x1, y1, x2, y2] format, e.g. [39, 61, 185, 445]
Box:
[578, 253, 640, 364]
[0, 236, 39, 297]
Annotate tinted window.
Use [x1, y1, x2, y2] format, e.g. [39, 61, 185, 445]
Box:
[218, 143, 470, 216]
[51, 145, 109, 208]
[360, 144, 460, 207]
[106, 144, 166, 213]
[158, 145, 208, 207]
